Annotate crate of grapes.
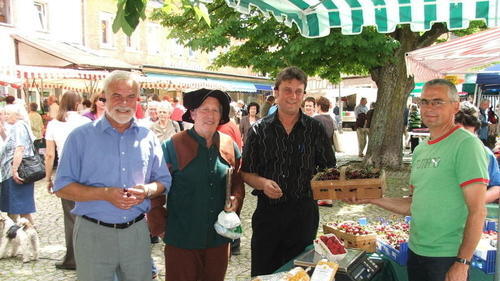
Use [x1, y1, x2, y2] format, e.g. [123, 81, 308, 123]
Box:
[323, 222, 377, 253]
[311, 166, 385, 200]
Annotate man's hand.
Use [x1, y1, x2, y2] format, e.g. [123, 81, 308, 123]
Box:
[260, 178, 283, 199]
[46, 179, 54, 194]
[224, 195, 238, 212]
[105, 188, 144, 210]
[445, 262, 469, 281]
[342, 197, 374, 205]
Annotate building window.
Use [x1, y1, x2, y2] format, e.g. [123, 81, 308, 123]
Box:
[126, 31, 140, 51]
[100, 13, 114, 48]
[34, 1, 48, 31]
[147, 24, 161, 55]
[0, 0, 11, 24]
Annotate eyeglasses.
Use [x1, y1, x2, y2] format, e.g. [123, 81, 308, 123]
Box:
[98, 97, 106, 103]
[417, 99, 456, 107]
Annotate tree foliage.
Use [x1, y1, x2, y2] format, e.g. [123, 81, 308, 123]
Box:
[151, 2, 401, 82]
[145, 0, 486, 168]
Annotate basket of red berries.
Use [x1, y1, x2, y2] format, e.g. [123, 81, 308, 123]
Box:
[323, 221, 377, 253]
[311, 165, 385, 200]
[314, 234, 347, 262]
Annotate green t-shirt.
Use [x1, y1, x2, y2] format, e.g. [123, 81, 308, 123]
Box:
[162, 128, 241, 249]
[409, 126, 489, 257]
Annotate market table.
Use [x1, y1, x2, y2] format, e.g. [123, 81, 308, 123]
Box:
[275, 246, 495, 281]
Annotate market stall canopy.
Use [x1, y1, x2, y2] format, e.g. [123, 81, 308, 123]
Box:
[476, 63, 500, 85]
[212, 0, 499, 37]
[12, 34, 137, 70]
[143, 73, 259, 92]
[405, 28, 500, 82]
[0, 65, 110, 92]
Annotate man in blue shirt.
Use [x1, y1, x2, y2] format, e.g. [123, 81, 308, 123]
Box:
[54, 71, 171, 281]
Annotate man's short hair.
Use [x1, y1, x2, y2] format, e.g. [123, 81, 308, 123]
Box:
[29, 102, 38, 112]
[316, 96, 330, 112]
[266, 95, 275, 103]
[274, 66, 307, 91]
[422, 79, 458, 101]
[5, 96, 15, 104]
[102, 70, 140, 95]
[302, 96, 316, 108]
[455, 108, 480, 132]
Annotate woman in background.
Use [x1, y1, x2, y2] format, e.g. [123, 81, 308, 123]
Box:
[82, 91, 105, 121]
[150, 101, 180, 143]
[45, 91, 90, 270]
[239, 102, 260, 145]
[0, 104, 37, 225]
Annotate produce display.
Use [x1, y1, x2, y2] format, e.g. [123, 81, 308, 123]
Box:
[319, 235, 346, 255]
[314, 234, 347, 262]
[315, 166, 382, 181]
[327, 221, 375, 236]
[373, 222, 410, 250]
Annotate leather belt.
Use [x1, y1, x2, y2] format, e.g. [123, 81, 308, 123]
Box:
[81, 214, 145, 229]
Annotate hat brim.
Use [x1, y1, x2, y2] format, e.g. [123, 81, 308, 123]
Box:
[182, 89, 231, 125]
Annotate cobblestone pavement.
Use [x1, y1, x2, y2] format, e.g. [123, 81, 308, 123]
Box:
[0, 131, 412, 280]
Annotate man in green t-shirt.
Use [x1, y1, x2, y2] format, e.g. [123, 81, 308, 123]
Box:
[347, 79, 488, 281]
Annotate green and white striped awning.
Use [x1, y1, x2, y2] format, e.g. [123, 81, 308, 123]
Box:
[218, 0, 500, 37]
[410, 82, 424, 97]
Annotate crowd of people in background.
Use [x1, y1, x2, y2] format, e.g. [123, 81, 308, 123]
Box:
[0, 68, 498, 281]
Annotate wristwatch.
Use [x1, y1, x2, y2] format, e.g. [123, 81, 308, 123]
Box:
[455, 258, 471, 265]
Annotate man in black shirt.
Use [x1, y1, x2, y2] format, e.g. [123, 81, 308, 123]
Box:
[241, 66, 336, 277]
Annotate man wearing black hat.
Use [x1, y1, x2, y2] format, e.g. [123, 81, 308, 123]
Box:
[161, 89, 245, 281]
[241, 66, 336, 276]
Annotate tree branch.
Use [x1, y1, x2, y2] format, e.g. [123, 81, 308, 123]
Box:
[416, 23, 448, 49]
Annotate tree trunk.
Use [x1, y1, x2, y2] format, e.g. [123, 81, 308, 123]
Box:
[364, 31, 415, 169]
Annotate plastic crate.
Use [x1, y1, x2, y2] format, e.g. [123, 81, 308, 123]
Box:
[483, 220, 498, 232]
[376, 239, 408, 266]
[471, 250, 496, 274]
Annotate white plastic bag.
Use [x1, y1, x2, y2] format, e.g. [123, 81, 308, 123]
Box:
[214, 211, 242, 239]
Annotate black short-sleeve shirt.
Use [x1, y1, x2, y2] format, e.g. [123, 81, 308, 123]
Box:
[242, 110, 336, 205]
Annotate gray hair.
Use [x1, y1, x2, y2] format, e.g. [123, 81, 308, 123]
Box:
[157, 101, 173, 114]
[102, 70, 141, 95]
[422, 79, 458, 101]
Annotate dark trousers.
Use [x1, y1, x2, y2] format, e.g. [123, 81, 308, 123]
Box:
[410, 136, 419, 153]
[61, 198, 76, 267]
[407, 249, 468, 281]
[251, 198, 319, 277]
[164, 243, 229, 281]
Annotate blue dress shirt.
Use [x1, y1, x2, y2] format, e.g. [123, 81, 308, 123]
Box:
[487, 148, 500, 187]
[54, 117, 171, 223]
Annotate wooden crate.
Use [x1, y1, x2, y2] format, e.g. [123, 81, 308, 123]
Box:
[323, 223, 377, 253]
[311, 168, 385, 200]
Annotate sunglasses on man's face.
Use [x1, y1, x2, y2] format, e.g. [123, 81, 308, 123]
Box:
[98, 97, 106, 103]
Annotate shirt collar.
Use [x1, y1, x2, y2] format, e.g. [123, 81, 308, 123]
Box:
[271, 109, 307, 128]
[96, 115, 139, 134]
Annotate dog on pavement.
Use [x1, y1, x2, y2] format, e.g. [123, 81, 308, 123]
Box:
[0, 213, 39, 262]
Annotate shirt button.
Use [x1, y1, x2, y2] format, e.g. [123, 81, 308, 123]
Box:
[282, 175, 286, 178]
[210, 171, 214, 174]
[209, 183, 213, 187]
[122, 168, 126, 171]
[123, 184, 126, 187]
[121, 152, 125, 155]
[123, 216, 127, 220]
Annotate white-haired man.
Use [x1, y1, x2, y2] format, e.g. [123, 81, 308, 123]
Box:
[54, 70, 171, 281]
